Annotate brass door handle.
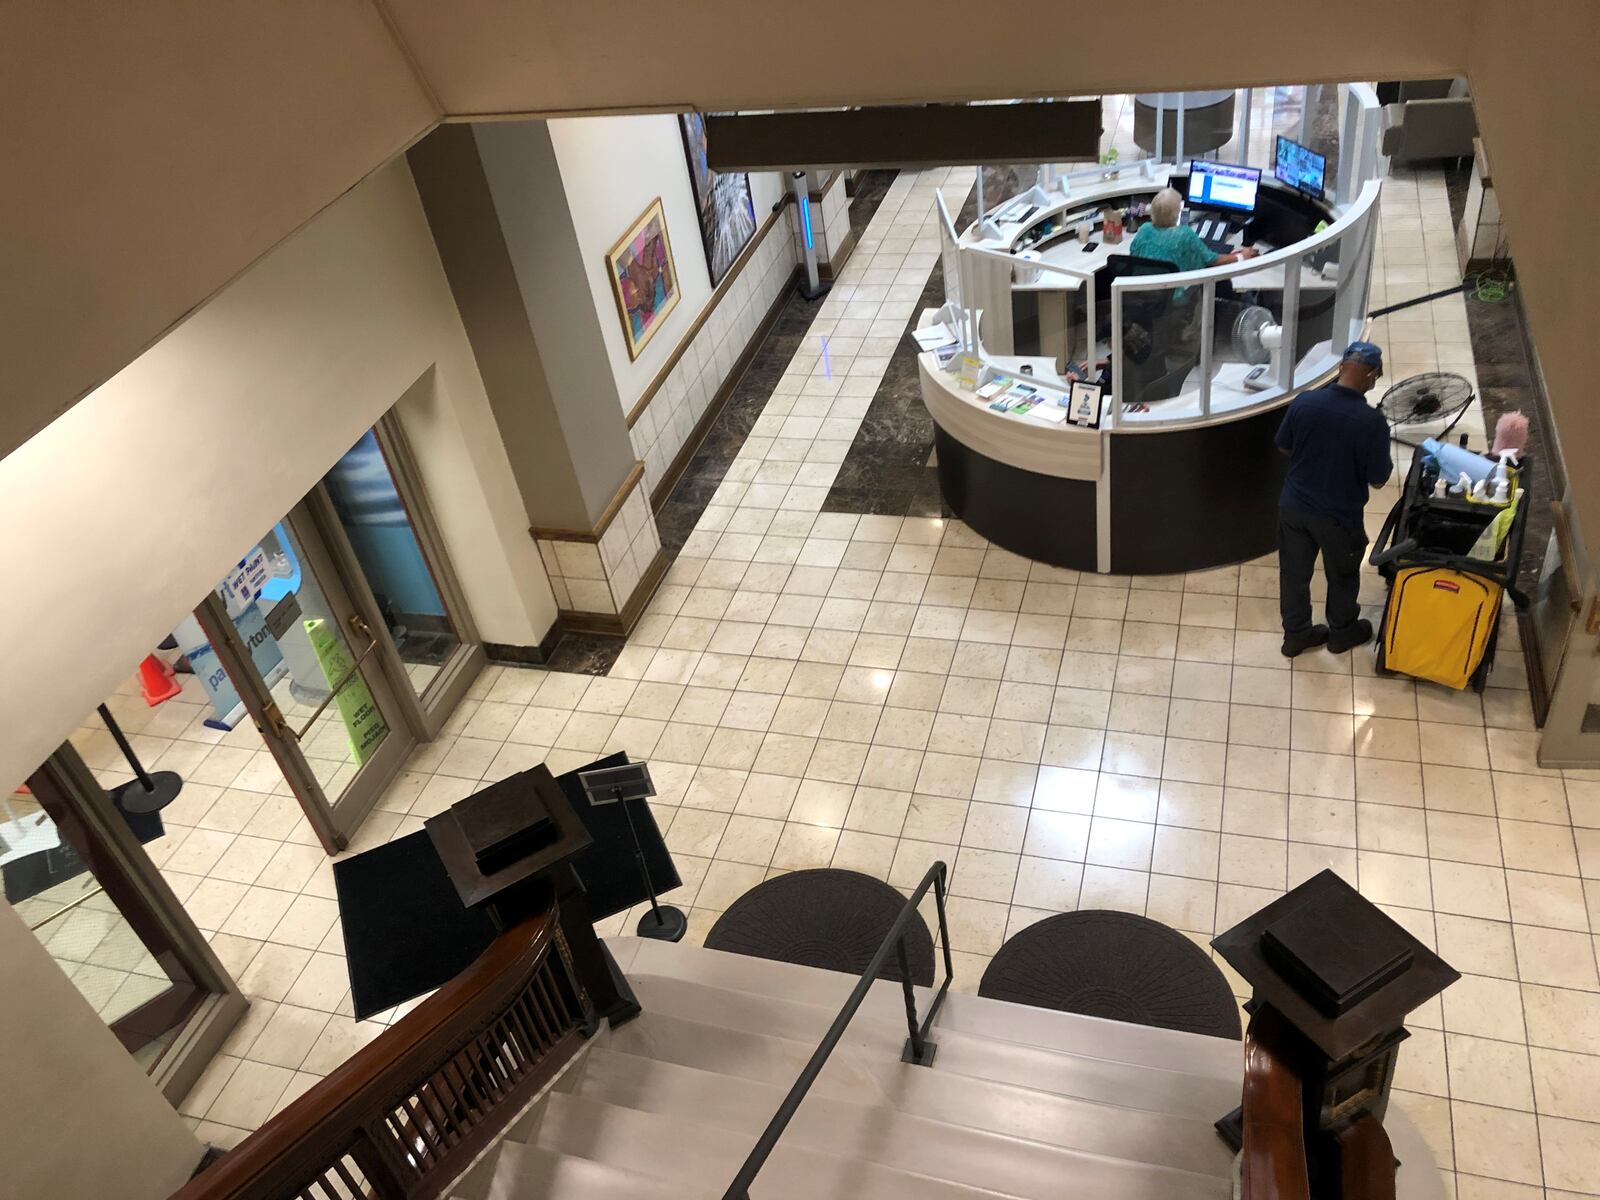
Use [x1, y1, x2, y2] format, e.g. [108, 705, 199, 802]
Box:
[277, 627, 381, 742]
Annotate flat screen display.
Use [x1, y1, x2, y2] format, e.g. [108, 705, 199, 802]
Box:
[1186, 160, 1261, 213]
[1274, 136, 1327, 199]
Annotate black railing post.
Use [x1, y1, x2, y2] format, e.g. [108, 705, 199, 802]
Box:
[896, 934, 936, 1066]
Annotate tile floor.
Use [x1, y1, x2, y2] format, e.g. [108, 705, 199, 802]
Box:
[59, 163, 1595, 1196]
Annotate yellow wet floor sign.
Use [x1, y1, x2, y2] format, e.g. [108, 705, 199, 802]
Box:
[304, 618, 388, 764]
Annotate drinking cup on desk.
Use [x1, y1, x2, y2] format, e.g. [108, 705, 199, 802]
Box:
[1076, 223, 1091, 244]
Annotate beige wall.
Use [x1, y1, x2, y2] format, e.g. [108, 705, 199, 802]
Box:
[1462, 0, 1600, 541]
[0, 159, 556, 795]
[546, 115, 785, 416]
[472, 121, 642, 526]
[382, 0, 1469, 115]
[0, 1, 437, 459]
[0, 901, 202, 1200]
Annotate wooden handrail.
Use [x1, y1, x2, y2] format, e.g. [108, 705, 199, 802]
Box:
[1335, 1116, 1396, 1200]
[172, 906, 590, 1200]
[1240, 1009, 1311, 1200]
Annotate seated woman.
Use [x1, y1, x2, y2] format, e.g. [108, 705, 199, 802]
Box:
[1130, 188, 1260, 273]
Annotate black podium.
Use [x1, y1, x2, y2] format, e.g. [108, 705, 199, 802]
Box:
[334, 754, 676, 1026]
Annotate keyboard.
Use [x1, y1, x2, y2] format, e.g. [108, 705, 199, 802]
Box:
[1183, 212, 1235, 253]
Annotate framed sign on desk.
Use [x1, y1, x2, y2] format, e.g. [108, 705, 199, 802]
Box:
[1068, 381, 1104, 429]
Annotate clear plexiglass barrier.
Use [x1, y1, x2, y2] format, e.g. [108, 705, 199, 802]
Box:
[1108, 177, 1380, 427]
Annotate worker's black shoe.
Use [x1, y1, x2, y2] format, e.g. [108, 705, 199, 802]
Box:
[1327, 619, 1374, 654]
[1281, 625, 1329, 658]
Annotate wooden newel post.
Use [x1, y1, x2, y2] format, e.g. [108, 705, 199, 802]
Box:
[1211, 870, 1458, 1190]
[427, 764, 642, 1033]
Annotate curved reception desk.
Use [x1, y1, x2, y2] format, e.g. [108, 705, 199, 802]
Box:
[926, 84, 1386, 575]
[922, 354, 1294, 574]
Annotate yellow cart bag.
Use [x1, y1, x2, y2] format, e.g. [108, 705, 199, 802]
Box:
[1382, 566, 1503, 690]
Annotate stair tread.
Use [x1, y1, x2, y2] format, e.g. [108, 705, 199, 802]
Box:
[624, 973, 1238, 1119]
[534, 1091, 1217, 1199]
[573, 1045, 1235, 1184]
[610, 935, 1243, 1078]
[488, 1144, 702, 1200]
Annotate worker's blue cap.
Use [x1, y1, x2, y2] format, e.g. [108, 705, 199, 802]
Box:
[1343, 341, 1384, 368]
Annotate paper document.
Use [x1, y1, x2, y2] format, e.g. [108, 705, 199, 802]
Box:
[912, 325, 958, 351]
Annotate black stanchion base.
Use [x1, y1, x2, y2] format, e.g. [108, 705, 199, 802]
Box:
[636, 905, 688, 943]
[111, 771, 184, 815]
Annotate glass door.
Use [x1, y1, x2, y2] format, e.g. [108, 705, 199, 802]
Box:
[7, 745, 245, 1101]
[314, 418, 483, 739]
[195, 504, 415, 850]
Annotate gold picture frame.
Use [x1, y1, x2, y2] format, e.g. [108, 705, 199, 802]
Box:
[605, 197, 680, 360]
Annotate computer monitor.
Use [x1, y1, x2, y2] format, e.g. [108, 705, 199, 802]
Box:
[1274, 135, 1327, 199]
[1185, 160, 1261, 215]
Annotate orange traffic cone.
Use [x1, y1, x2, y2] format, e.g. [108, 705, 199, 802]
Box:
[138, 654, 182, 706]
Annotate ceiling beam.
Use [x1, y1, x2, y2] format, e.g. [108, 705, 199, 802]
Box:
[704, 102, 1101, 172]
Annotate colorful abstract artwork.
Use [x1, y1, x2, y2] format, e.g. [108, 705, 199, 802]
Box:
[606, 198, 680, 360]
[680, 112, 757, 286]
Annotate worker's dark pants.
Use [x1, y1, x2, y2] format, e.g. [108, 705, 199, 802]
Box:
[1278, 509, 1368, 636]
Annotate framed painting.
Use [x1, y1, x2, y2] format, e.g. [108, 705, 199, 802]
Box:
[679, 112, 757, 286]
[605, 198, 680, 360]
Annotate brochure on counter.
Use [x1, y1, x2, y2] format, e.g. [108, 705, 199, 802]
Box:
[911, 323, 961, 367]
[973, 375, 1071, 422]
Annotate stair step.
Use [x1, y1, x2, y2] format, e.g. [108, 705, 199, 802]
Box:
[603, 1008, 889, 1103]
[614, 935, 1243, 1079]
[533, 1091, 1068, 1199]
[611, 935, 912, 1018]
[933, 990, 1243, 1079]
[626, 973, 1237, 1120]
[487, 1144, 701, 1200]
[577, 1045, 1234, 1189]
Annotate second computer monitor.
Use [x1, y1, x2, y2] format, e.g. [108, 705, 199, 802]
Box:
[1274, 135, 1327, 200]
[1185, 160, 1261, 215]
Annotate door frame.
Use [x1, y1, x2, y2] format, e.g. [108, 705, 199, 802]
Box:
[31, 745, 246, 1105]
[314, 412, 484, 741]
[1533, 494, 1600, 766]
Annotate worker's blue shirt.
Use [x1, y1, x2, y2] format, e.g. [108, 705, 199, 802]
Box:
[1275, 383, 1393, 527]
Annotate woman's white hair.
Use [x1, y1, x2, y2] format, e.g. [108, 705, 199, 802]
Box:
[1149, 187, 1183, 227]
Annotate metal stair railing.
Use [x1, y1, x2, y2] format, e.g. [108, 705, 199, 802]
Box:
[721, 861, 954, 1200]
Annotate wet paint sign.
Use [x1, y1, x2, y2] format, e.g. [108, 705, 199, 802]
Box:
[304, 618, 387, 764]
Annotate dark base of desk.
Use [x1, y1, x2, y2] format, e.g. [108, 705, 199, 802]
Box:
[1108, 405, 1289, 574]
[933, 425, 1098, 572]
[934, 404, 1290, 575]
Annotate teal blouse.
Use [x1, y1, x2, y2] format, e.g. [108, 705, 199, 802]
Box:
[1128, 222, 1219, 273]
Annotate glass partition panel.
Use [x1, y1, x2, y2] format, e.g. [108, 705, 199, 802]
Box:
[1290, 243, 1341, 389]
[1332, 202, 1379, 351]
[1206, 260, 1290, 417]
[1109, 275, 1193, 421]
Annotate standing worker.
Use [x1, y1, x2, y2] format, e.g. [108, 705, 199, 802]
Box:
[1275, 341, 1393, 657]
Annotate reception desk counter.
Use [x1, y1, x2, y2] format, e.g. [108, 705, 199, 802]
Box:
[923, 84, 1387, 574]
[922, 349, 1306, 574]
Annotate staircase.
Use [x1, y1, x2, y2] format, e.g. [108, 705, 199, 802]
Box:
[449, 937, 1448, 1200]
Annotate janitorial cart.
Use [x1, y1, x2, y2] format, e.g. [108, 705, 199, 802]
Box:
[1368, 445, 1532, 693]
